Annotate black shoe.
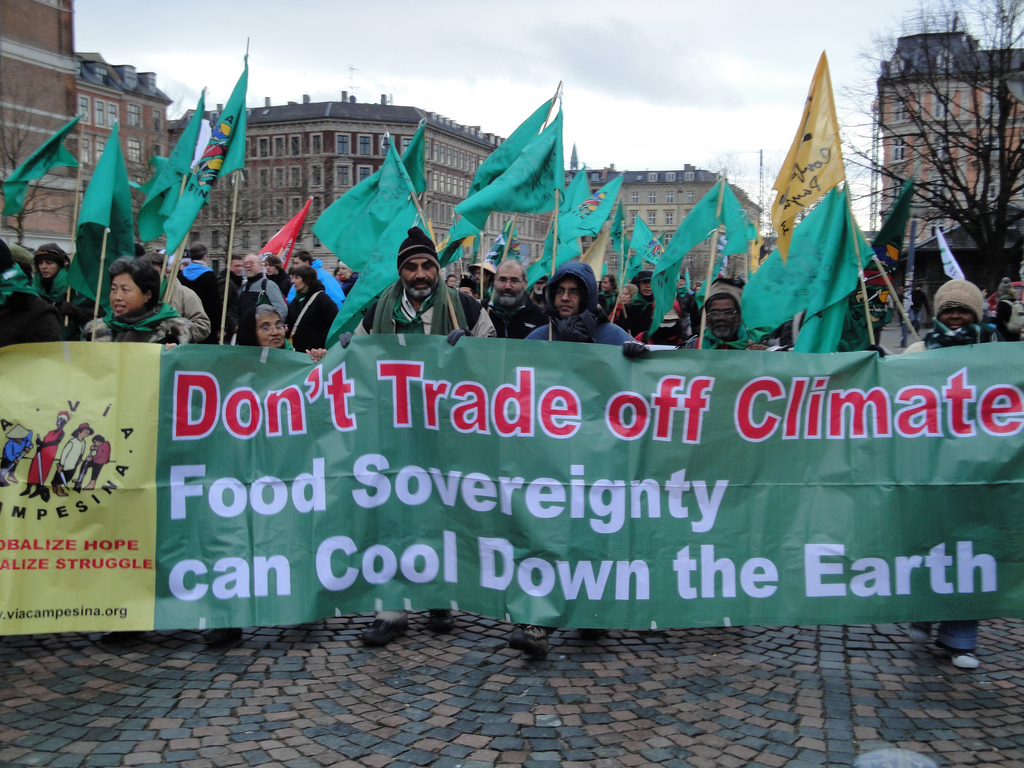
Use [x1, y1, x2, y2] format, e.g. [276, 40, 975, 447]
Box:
[578, 628, 608, 640]
[99, 631, 143, 644]
[427, 609, 455, 633]
[509, 624, 549, 658]
[361, 617, 406, 646]
[205, 627, 243, 645]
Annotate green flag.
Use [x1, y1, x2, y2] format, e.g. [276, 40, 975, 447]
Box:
[485, 219, 519, 265]
[164, 60, 248, 254]
[2, 114, 81, 216]
[610, 200, 625, 255]
[437, 215, 479, 268]
[469, 99, 552, 196]
[321, 142, 422, 344]
[648, 180, 752, 337]
[560, 175, 623, 242]
[138, 92, 206, 243]
[871, 178, 914, 268]
[525, 228, 582, 288]
[313, 133, 424, 271]
[66, 123, 135, 310]
[454, 109, 563, 230]
[401, 120, 427, 195]
[627, 217, 663, 278]
[742, 186, 867, 352]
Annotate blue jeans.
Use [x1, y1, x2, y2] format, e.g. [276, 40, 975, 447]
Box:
[936, 620, 979, 651]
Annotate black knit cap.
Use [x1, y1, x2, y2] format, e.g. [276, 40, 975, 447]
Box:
[34, 243, 69, 269]
[397, 227, 439, 271]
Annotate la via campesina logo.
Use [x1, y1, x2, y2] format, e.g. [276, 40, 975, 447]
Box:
[0, 400, 133, 521]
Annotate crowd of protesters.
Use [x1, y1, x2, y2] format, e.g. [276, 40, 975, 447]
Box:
[1, 230, 1019, 669]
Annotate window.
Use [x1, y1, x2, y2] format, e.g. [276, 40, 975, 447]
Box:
[590, 172, 600, 182]
[259, 138, 269, 158]
[891, 99, 908, 122]
[336, 166, 350, 186]
[94, 100, 105, 126]
[630, 211, 638, 224]
[127, 104, 141, 127]
[684, 171, 694, 181]
[313, 196, 322, 216]
[311, 133, 322, 154]
[666, 172, 676, 182]
[291, 197, 302, 215]
[274, 136, 285, 156]
[108, 103, 117, 126]
[78, 96, 90, 122]
[290, 135, 301, 156]
[127, 138, 141, 163]
[95, 139, 104, 157]
[630, 192, 639, 204]
[401, 136, 411, 153]
[311, 165, 322, 187]
[259, 168, 269, 187]
[933, 94, 948, 120]
[336, 134, 350, 154]
[211, 230, 220, 249]
[260, 231, 269, 245]
[893, 137, 907, 162]
[274, 198, 285, 217]
[649, 192, 657, 203]
[274, 167, 284, 186]
[242, 231, 250, 250]
[153, 113, 161, 132]
[289, 166, 301, 187]
[358, 165, 372, 181]
[381, 135, 391, 154]
[666, 191, 674, 203]
[648, 172, 658, 182]
[80, 137, 91, 164]
[686, 192, 695, 204]
[358, 135, 372, 155]
[647, 211, 657, 226]
[665, 211, 674, 226]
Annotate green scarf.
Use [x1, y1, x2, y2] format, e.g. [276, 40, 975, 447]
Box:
[631, 292, 654, 310]
[489, 297, 525, 323]
[32, 269, 68, 303]
[292, 288, 310, 310]
[598, 290, 616, 313]
[923, 320, 994, 349]
[0, 264, 39, 306]
[703, 323, 751, 350]
[105, 302, 180, 335]
[373, 280, 467, 336]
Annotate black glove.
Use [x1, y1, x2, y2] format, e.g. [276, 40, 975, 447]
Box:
[622, 340, 648, 358]
[447, 329, 468, 346]
[337, 332, 352, 349]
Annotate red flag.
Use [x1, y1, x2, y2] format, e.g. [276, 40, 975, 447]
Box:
[261, 197, 311, 268]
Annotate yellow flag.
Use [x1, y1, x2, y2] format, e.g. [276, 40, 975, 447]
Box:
[771, 52, 845, 260]
[580, 226, 610, 277]
[748, 230, 765, 274]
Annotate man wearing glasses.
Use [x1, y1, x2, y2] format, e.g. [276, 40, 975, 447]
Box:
[685, 279, 768, 351]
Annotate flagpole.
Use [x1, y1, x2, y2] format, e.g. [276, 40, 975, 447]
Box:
[845, 191, 876, 347]
[612, 208, 628, 324]
[499, 215, 518, 263]
[63, 126, 86, 322]
[873, 255, 920, 343]
[697, 177, 727, 350]
[89, 227, 110, 341]
[217, 170, 242, 344]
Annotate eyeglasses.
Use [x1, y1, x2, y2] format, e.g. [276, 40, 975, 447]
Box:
[706, 310, 739, 319]
[554, 287, 582, 298]
[257, 322, 288, 332]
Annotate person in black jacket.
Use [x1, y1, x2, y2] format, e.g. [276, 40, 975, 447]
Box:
[264, 254, 292, 297]
[487, 260, 546, 339]
[285, 265, 337, 353]
[0, 239, 60, 349]
[179, 244, 223, 344]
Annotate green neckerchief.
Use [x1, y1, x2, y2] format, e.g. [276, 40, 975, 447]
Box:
[33, 269, 68, 303]
[598, 290, 616, 312]
[292, 288, 310, 310]
[105, 302, 180, 334]
[0, 264, 39, 306]
[490, 298, 525, 322]
[373, 279, 466, 336]
[923, 320, 993, 349]
[703, 323, 750, 350]
[631, 292, 654, 309]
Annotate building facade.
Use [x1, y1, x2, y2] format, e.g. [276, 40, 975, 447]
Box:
[175, 94, 550, 272]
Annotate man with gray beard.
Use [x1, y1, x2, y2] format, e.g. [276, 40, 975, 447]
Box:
[487, 260, 546, 339]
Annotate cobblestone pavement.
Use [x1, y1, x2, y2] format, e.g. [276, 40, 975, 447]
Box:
[1, 615, 1023, 768]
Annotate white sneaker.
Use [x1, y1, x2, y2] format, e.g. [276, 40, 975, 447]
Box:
[949, 650, 980, 670]
[907, 622, 930, 644]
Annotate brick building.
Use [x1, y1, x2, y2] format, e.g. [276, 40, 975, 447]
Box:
[175, 94, 551, 272]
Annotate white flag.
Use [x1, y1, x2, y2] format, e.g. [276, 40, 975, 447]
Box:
[936, 229, 966, 281]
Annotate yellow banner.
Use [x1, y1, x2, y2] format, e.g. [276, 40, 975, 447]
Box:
[771, 52, 845, 260]
[0, 343, 159, 633]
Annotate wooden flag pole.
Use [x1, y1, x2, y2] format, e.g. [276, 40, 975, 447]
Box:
[89, 227, 110, 341]
[217, 169, 243, 344]
[63, 126, 87, 323]
[499, 215, 518, 263]
[697, 178, 727, 350]
[873, 255, 920, 343]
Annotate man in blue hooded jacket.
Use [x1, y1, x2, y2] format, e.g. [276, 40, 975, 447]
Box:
[285, 251, 345, 309]
[514, 262, 645, 657]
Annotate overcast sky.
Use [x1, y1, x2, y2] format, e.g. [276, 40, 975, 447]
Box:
[75, 0, 927, 212]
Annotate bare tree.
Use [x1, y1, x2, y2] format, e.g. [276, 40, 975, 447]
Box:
[845, 0, 1024, 287]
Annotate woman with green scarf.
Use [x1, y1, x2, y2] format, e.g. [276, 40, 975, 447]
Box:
[597, 273, 617, 315]
[32, 243, 92, 340]
[84, 257, 192, 345]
